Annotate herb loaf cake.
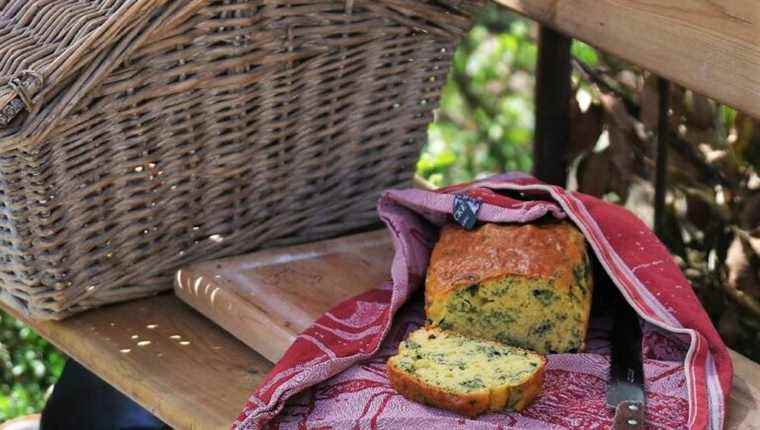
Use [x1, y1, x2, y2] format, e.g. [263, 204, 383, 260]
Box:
[387, 326, 545, 417]
[425, 221, 593, 354]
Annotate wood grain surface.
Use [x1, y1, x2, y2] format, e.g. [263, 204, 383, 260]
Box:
[493, 0, 760, 119]
[1, 294, 271, 430]
[175, 230, 393, 362]
[729, 350, 760, 430]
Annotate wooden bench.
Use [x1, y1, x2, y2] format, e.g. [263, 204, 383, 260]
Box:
[3, 1, 759, 429]
[2, 231, 760, 429]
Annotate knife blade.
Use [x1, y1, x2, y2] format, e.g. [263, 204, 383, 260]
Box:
[607, 288, 646, 429]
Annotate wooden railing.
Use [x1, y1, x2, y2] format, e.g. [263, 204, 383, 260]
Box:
[493, 0, 759, 232]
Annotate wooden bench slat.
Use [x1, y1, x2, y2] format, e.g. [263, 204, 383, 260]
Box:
[729, 350, 760, 429]
[493, 0, 760, 119]
[3, 228, 759, 428]
[1, 295, 271, 430]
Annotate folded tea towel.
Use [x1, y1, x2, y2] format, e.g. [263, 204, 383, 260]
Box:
[233, 173, 732, 430]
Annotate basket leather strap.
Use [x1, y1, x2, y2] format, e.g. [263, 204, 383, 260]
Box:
[0, 0, 176, 150]
[0, 70, 44, 127]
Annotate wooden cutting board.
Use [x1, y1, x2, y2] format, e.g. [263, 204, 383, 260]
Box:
[174, 230, 394, 363]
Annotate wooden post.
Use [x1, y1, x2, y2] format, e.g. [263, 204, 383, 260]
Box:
[533, 26, 572, 186]
[654, 78, 670, 237]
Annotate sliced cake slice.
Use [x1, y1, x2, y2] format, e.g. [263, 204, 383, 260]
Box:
[387, 326, 545, 417]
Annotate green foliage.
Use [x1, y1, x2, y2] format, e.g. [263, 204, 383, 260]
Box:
[419, 7, 535, 187]
[419, 11, 602, 187]
[571, 41, 598, 67]
[0, 311, 64, 421]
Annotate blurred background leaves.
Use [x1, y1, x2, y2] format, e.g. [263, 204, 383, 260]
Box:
[419, 11, 535, 186]
[0, 313, 64, 421]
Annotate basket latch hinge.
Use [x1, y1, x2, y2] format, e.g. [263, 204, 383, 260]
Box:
[0, 70, 44, 127]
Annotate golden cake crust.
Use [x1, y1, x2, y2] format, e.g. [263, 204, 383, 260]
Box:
[387, 349, 546, 417]
[426, 221, 587, 300]
[424, 220, 593, 353]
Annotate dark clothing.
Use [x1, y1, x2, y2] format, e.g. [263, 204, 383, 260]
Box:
[41, 360, 165, 430]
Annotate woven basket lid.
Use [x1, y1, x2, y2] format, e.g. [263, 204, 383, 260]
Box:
[0, 0, 483, 151]
[0, 0, 186, 149]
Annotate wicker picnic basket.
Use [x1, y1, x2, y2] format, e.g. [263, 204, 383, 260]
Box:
[0, 0, 482, 319]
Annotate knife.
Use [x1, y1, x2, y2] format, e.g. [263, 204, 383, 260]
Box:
[607, 288, 646, 429]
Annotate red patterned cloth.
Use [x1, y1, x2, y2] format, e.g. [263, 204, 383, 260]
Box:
[233, 173, 732, 430]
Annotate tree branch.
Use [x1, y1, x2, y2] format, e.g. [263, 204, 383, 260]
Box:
[571, 57, 639, 117]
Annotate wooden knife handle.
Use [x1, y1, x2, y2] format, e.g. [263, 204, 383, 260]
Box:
[612, 401, 645, 430]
